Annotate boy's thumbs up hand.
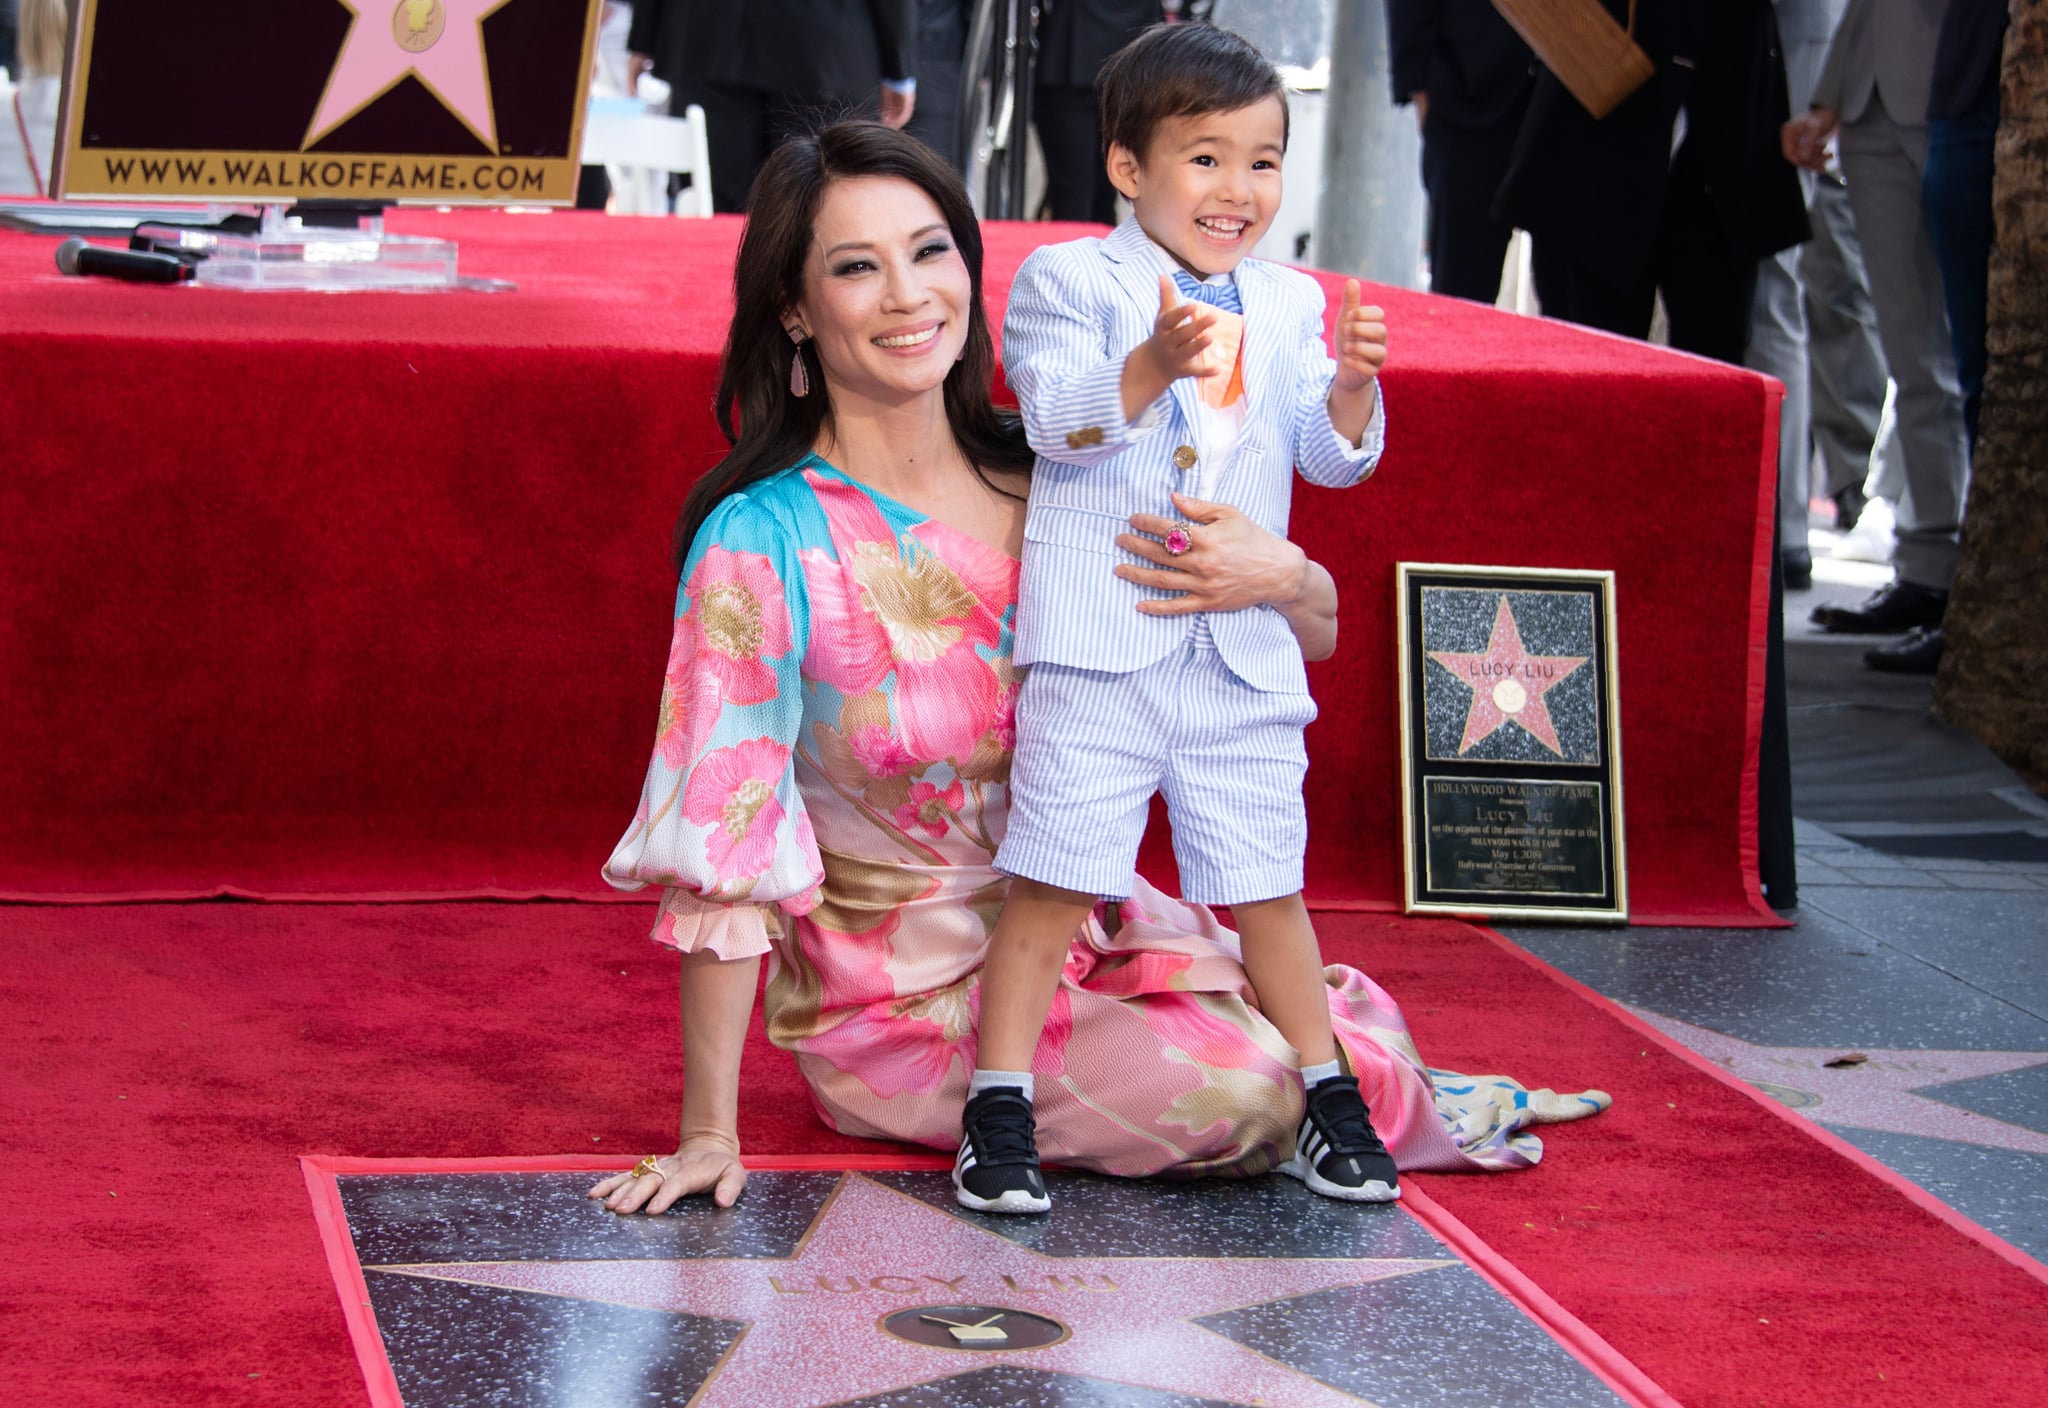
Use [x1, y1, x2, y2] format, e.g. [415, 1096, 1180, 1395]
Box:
[1332, 278, 1387, 393]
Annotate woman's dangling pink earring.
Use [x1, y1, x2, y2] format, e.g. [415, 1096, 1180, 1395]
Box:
[787, 326, 810, 398]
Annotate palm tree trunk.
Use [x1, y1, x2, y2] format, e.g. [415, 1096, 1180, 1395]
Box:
[1935, 0, 2048, 790]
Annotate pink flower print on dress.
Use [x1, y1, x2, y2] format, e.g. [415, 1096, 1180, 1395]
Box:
[847, 722, 918, 779]
[655, 615, 724, 770]
[1141, 991, 1292, 1077]
[681, 737, 791, 883]
[803, 997, 967, 1099]
[893, 778, 964, 840]
[684, 545, 793, 705]
[786, 811, 821, 916]
[797, 470, 1003, 763]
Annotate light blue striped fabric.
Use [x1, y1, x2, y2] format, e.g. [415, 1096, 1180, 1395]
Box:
[1171, 268, 1244, 315]
[1003, 218, 1385, 696]
[996, 629, 1318, 904]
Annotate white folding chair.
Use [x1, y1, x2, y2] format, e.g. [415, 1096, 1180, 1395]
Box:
[580, 101, 714, 218]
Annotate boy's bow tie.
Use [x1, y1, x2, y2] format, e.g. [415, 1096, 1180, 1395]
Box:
[1171, 269, 1243, 315]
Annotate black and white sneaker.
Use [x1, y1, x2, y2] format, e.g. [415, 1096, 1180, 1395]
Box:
[953, 1087, 1051, 1215]
[1279, 1075, 1401, 1202]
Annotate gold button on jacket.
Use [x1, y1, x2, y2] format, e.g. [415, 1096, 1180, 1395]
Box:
[1172, 445, 1198, 471]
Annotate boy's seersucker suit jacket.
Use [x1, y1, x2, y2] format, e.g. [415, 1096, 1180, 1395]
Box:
[1002, 217, 1385, 697]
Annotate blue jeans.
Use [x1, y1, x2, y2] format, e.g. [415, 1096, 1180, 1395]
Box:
[1923, 82, 1999, 450]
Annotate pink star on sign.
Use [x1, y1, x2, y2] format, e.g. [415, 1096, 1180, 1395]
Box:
[1428, 594, 1590, 757]
[304, 0, 513, 153]
[376, 1174, 1449, 1407]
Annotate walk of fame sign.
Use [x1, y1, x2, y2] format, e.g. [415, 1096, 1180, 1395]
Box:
[1396, 564, 1626, 922]
[51, 0, 603, 203]
[303, 1156, 1667, 1408]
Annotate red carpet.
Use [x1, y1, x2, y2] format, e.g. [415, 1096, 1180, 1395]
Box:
[1, 901, 2040, 1407]
[0, 211, 1778, 924]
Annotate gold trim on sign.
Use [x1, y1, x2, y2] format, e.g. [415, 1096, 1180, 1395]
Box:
[49, 0, 602, 206]
[1396, 563, 1627, 924]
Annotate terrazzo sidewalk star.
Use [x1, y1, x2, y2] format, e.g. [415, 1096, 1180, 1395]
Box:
[1631, 1007, 2048, 1153]
[379, 1175, 1441, 1408]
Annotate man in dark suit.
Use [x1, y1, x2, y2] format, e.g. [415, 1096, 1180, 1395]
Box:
[628, 0, 918, 212]
[1387, 0, 1536, 303]
[1491, 0, 1704, 335]
[1493, 0, 1807, 355]
[1032, 0, 1163, 224]
[1656, 0, 1812, 362]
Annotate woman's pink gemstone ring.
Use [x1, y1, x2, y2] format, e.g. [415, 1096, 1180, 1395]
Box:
[1164, 525, 1193, 556]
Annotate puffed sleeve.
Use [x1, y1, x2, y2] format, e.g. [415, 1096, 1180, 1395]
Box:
[603, 493, 823, 958]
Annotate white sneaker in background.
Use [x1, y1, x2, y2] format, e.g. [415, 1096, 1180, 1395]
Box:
[1831, 495, 1895, 565]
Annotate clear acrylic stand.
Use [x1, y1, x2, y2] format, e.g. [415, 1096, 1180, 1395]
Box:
[188, 204, 462, 292]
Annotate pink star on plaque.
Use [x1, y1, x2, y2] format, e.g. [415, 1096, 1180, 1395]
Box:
[374, 1174, 1449, 1407]
[1428, 595, 1590, 757]
[304, 0, 513, 152]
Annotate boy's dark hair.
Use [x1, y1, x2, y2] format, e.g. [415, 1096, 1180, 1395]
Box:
[1096, 22, 1288, 163]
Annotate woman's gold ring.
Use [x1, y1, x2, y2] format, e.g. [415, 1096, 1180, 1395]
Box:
[631, 1156, 664, 1179]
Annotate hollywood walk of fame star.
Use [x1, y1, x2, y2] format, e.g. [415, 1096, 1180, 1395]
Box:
[304, 0, 512, 153]
[373, 1174, 1453, 1407]
[1632, 1006, 2048, 1155]
[1428, 595, 1590, 758]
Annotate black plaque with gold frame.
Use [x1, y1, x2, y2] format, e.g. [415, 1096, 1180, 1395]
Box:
[52, 0, 604, 205]
[1397, 564, 1626, 922]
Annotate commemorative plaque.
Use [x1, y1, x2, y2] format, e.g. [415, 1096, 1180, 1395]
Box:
[52, 0, 603, 205]
[1397, 564, 1626, 922]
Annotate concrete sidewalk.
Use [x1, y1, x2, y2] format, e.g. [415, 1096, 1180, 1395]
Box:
[1504, 558, 2048, 1262]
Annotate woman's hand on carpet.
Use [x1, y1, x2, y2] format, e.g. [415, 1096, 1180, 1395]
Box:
[1118, 493, 1308, 616]
[587, 1134, 747, 1213]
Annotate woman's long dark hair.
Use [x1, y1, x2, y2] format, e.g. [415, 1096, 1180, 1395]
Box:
[675, 122, 1033, 569]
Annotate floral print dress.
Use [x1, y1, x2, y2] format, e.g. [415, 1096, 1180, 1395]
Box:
[606, 457, 1607, 1178]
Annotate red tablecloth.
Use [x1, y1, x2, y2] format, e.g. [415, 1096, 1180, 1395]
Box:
[0, 209, 1778, 922]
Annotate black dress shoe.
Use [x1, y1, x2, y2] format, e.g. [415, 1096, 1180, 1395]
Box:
[1782, 547, 1813, 590]
[1810, 580, 1948, 634]
[1865, 626, 1945, 674]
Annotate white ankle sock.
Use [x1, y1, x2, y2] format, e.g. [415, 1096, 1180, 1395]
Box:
[1300, 1059, 1342, 1088]
[969, 1069, 1034, 1102]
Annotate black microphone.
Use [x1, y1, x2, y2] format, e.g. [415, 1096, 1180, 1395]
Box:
[55, 237, 196, 284]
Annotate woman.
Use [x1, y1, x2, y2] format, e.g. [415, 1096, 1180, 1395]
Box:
[593, 122, 1604, 1214]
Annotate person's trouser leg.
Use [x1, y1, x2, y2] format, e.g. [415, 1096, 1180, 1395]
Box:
[1922, 81, 1999, 451]
[1530, 238, 1656, 340]
[1658, 144, 1759, 365]
[1419, 105, 1524, 304]
[1836, 108, 1970, 591]
[1034, 86, 1117, 224]
[1749, 14, 1822, 562]
[668, 81, 769, 213]
[1801, 165, 1893, 503]
[1749, 246, 1813, 558]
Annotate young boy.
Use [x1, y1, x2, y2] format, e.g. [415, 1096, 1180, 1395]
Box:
[957, 22, 1395, 1214]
